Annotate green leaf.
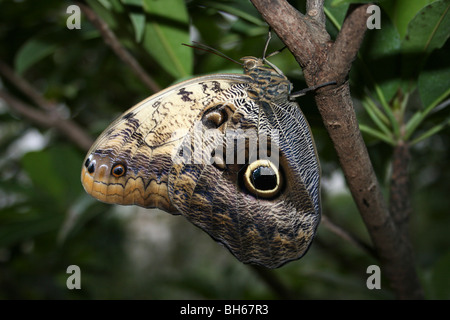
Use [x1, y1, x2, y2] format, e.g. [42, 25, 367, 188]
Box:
[0, 206, 63, 247]
[362, 99, 392, 137]
[360, 9, 402, 102]
[129, 12, 146, 42]
[14, 34, 57, 74]
[110, 0, 126, 13]
[121, 0, 146, 42]
[405, 43, 450, 139]
[401, 0, 450, 78]
[199, 0, 265, 27]
[86, 0, 119, 30]
[142, 0, 192, 78]
[381, 0, 435, 38]
[406, 87, 450, 139]
[403, 0, 450, 53]
[22, 150, 65, 203]
[324, 0, 349, 38]
[418, 41, 450, 108]
[351, 8, 401, 138]
[21, 145, 84, 207]
[405, 112, 425, 138]
[410, 118, 450, 145]
[97, 0, 113, 9]
[359, 124, 395, 145]
[121, 0, 142, 5]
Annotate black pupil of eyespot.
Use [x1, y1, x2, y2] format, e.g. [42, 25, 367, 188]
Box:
[113, 165, 124, 176]
[252, 166, 277, 191]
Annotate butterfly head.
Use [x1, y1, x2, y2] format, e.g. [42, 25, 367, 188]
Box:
[241, 56, 272, 74]
[241, 56, 292, 101]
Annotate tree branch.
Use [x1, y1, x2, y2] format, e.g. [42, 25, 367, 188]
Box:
[389, 142, 412, 234]
[249, 0, 423, 299]
[250, 265, 297, 299]
[251, 0, 330, 71]
[0, 89, 93, 151]
[76, 1, 161, 93]
[0, 60, 56, 112]
[306, 0, 326, 26]
[321, 215, 376, 258]
[325, 4, 370, 83]
[0, 60, 93, 151]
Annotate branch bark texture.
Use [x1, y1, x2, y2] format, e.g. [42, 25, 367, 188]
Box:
[250, 0, 423, 299]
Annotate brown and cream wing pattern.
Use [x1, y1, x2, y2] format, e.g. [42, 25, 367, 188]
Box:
[81, 58, 321, 268]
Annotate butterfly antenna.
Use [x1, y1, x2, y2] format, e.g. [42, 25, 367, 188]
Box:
[262, 28, 286, 75]
[262, 28, 272, 60]
[182, 42, 242, 66]
[290, 81, 337, 99]
[266, 45, 287, 58]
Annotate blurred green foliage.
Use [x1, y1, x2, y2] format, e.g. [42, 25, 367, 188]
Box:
[0, 0, 449, 299]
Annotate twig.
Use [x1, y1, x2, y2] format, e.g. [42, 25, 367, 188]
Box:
[0, 60, 56, 112]
[76, 1, 161, 93]
[321, 215, 376, 258]
[0, 59, 93, 151]
[306, 0, 326, 26]
[249, 0, 424, 299]
[249, 265, 297, 299]
[325, 4, 370, 82]
[0, 89, 93, 151]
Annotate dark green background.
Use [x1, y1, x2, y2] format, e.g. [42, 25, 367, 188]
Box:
[0, 0, 449, 299]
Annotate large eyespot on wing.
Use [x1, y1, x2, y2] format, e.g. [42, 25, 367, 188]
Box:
[169, 151, 318, 268]
[242, 159, 283, 199]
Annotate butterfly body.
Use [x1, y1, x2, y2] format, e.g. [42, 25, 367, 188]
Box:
[82, 56, 321, 268]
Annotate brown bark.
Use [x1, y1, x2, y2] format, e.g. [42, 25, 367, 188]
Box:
[389, 142, 412, 233]
[250, 0, 423, 299]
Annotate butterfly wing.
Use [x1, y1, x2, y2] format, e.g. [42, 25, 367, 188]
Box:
[168, 82, 321, 268]
[82, 70, 321, 269]
[81, 74, 250, 212]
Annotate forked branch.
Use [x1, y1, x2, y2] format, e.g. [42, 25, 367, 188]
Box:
[249, 0, 423, 299]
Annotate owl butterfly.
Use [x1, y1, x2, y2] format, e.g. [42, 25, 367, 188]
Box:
[81, 34, 324, 268]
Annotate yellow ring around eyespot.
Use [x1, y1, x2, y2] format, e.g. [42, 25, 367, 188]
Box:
[243, 159, 282, 198]
[111, 164, 126, 178]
